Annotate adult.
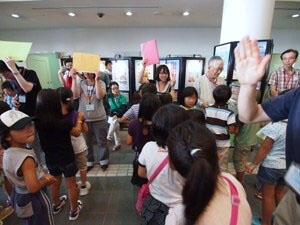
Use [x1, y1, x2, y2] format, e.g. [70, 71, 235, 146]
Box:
[101, 60, 113, 89]
[234, 36, 300, 224]
[196, 56, 226, 108]
[0, 57, 41, 117]
[138, 60, 176, 97]
[269, 49, 299, 97]
[58, 58, 74, 89]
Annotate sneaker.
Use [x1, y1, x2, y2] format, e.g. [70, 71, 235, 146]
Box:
[100, 165, 108, 171]
[0, 206, 13, 221]
[79, 185, 89, 196]
[112, 145, 121, 152]
[52, 195, 67, 214]
[77, 181, 91, 190]
[69, 200, 83, 221]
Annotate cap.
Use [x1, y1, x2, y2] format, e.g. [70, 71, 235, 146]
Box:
[0, 110, 32, 134]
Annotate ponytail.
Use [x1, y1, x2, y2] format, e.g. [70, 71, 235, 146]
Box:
[183, 158, 218, 225]
[167, 120, 219, 225]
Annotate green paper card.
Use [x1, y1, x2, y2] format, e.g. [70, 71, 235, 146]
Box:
[0, 40, 32, 61]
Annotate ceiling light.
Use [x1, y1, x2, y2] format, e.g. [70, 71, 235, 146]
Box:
[126, 11, 133, 16]
[292, 14, 299, 18]
[183, 11, 190, 16]
[68, 12, 76, 17]
[11, 13, 20, 18]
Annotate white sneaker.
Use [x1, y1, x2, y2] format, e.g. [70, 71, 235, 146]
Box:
[78, 181, 91, 196]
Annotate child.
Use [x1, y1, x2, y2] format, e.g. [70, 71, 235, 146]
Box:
[1, 81, 16, 110]
[166, 120, 252, 225]
[246, 120, 287, 225]
[35, 89, 83, 221]
[57, 87, 91, 196]
[71, 69, 109, 171]
[159, 93, 173, 106]
[178, 86, 198, 110]
[107, 81, 128, 151]
[0, 110, 56, 225]
[127, 93, 161, 186]
[205, 85, 237, 172]
[137, 104, 188, 225]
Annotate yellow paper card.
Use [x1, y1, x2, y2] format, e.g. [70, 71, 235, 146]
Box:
[0, 40, 32, 61]
[73, 52, 100, 73]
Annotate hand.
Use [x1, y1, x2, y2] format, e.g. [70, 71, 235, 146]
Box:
[59, 66, 67, 74]
[3, 57, 18, 73]
[142, 58, 148, 67]
[202, 102, 209, 108]
[113, 115, 118, 120]
[70, 68, 77, 79]
[12, 97, 20, 109]
[245, 162, 257, 174]
[95, 70, 102, 81]
[43, 174, 56, 185]
[234, 36, 271, 87]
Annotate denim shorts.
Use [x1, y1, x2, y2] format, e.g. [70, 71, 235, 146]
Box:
[47, 162, 78, 178]
[257, 166, 286, 185]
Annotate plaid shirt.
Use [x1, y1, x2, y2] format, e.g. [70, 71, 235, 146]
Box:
[268, 67, 300, 93]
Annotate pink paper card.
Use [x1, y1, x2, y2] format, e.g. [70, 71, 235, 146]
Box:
[140, 40, 159, 66]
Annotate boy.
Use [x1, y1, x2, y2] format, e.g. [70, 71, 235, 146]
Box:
[205, 85, 237, 172]
[1, 81, 16, 110]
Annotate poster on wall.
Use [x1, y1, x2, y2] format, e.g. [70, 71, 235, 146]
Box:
[135, 60, 154, 90]
[112, 60, 129, 91]
[185, 59, 204, 87]
[214, 43, 231, 79]
[159, 59, 180, 90]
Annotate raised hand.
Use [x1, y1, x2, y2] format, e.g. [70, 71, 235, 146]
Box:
[3, 57, 18, 73]
[70, 68, 77, 79]
[234, 36, 271, 86]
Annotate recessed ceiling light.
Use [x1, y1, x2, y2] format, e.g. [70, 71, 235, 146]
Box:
[183, 11, 190, 16]
[126, 11, 133, 16]
[292, 14, 299, 18]
[11, 13, 20, 18]
[68, 12, 76, 17]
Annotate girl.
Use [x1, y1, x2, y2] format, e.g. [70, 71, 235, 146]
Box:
[71, 69, 109, 171]
[57, 87, 91, 196]
[107, 81, 128, 151]
[178, 86, 198, 110]
[166, 120, 252, 225]
[127, 93, 161, 186]
[138, 60, 176, 97]
[35, 89, 83, 221]
[137, 104, 187, 225]
[0, 110, 56, 225]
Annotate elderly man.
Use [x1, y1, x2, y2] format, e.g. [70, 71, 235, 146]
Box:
[269, 49, 299, 96]
[196, 56, 226, 108]
[235, 36, 300, 225]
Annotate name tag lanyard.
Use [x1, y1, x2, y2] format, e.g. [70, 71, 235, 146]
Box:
[86, 84, 95, 104]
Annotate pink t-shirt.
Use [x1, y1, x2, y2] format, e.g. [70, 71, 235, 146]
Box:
[196, 173, 252, 225]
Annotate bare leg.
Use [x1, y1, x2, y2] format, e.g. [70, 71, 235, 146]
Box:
[261, 183, 276, 225]
[65, 176, 78, 212]
[51, 176, 62, 206]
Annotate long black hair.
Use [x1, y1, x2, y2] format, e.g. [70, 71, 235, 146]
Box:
[35, 89, 63, 126]
[56, 87, 75, 113]
[167, 120, 219, 225]
[178, 86, 198, 106]
[152, 104, 187, 148]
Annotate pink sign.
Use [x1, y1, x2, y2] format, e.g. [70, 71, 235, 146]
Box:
[140, 40, 159, 66]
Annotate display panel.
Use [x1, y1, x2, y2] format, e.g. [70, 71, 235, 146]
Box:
[159, 59, 180, 90]
[185, 59, 204, 87]
[112, 60, 130, 91]
[214, 43, 231, 79]
[134, 60, 154, 91]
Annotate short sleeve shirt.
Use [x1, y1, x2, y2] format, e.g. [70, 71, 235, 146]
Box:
[262, 88, 300, 168]
[123, 104, 140, 121]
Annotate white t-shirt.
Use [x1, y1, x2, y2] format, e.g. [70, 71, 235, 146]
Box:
[71, 133, 88, 154]
[138, 142, 185, 207]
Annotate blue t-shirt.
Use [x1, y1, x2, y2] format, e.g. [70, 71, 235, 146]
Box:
[262, 88, 300, 168]
[256, 121, 287, 169]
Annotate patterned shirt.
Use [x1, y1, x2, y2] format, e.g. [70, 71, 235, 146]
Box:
[268, 67, 300, 94]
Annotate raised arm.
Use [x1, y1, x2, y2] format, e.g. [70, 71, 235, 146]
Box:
[58, 66, 67, 87]
[71, 69, 80, 99]
[235, 36, 271, 123]
[95, 71, 106, 99]
[138, 59, 149, 84]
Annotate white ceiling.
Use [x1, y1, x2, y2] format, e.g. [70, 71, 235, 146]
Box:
[0, 0, 299, 30]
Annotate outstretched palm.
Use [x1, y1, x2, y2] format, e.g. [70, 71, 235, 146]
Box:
[234, 36, 271, 86]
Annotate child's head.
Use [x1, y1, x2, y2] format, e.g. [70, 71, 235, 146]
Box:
[167, 120, 219, 225]
[155, 65, 170, 82]
[138, 93, 161, 122]
[152, 104, 187, 148]
[213, 85, 232, 105]
[36, 89, 63, 124]
[179, 87, 198, 108]
[159, 93, 173, 106]
[186, 109, 205, 125]
[56, 87, 75, 113]
[0, 110, 34, 149]
[0, 101, 10, 115]
[84, 72, 95, 80]
[140, 83, 157, 96]
[110, 81, 120, 95]
[1, 81, 15, 97]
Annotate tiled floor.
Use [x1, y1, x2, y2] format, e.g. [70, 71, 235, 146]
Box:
[1, 130, 262, 225]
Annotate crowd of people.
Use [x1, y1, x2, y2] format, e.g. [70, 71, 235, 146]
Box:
[0, 36, 299, 225]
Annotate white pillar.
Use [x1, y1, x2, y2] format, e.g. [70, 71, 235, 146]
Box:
[220, 0, 275, 43]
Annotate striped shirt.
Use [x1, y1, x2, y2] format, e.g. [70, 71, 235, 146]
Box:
[268, 67, 300, 94]
[123, 103, 140, 121]
[205, 105, 236, 147]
